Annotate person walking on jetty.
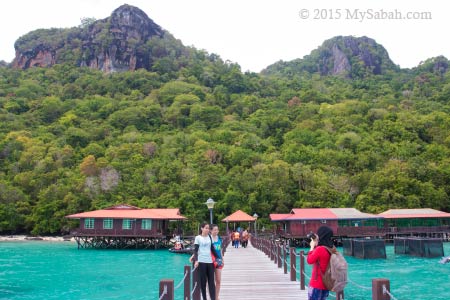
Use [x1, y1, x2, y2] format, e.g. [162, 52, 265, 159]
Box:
[232, 230, 240, 248]
[241, 229, 249, 248]
[306, 226, 333, 300]
[211, 224, 224, 300]
[192, 223, 218, 300]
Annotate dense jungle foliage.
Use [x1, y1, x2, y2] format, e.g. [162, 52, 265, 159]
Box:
[1, 46, 450, 235]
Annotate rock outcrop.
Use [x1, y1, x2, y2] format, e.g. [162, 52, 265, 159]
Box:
[12, 4, 164, 73]
[263, 36, 399, 78]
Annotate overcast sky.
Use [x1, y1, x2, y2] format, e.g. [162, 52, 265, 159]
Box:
[0, 0, 447, 72]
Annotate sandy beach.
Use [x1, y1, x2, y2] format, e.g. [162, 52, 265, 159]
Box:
[0, 235, 74, 242]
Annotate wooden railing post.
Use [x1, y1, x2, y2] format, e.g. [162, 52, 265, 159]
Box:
[283, 241, 287, 274]
[372, 278, 390, 300]
[184, 265, 191, 300]
[290, 247, 296, 281]
[270, 241, 275, 261]
[159, 279, 174, 300]
[192, 263, 201, 300]
[300, 250, 305, 290]
[277, 242, 282, 268]
[274, 241, 278, 265]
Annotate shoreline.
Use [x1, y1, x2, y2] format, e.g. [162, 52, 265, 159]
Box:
[0, 235, 75, 242]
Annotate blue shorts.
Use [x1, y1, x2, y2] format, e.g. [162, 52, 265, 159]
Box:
[308, 286, 329, 300]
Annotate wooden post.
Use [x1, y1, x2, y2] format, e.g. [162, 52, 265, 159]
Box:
[372, 278, 390, 300]
[270, 241, 275, 261]
[336, 290, 344, 300]
[184, 265, 191, 300]
[283, 241, 287, 274]
[274, 241, 278, 264]
[290, 247, 296, 281]
[277, 242, 282, 268]
[192, 263, 201, 300]
[300, 250, 305, 290]
[159, 279, 174, 300]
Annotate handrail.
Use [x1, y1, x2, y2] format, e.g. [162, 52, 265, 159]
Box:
[251, 236, 397, 300]
[157, 235, 230, 300]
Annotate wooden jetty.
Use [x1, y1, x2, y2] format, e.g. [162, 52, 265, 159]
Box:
[159, 237, 394, 300]
[219, 241, 307, 300]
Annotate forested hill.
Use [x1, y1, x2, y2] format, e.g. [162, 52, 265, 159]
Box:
[262, 36, 400, 78]
[1, 6, 450, 235]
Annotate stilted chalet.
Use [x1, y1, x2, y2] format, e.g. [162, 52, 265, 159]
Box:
[379, 208, 450, 236]
[222, 210, 256, 235]
[270, 208, 382, 238]
[270, 207, 450, 242]
[65, 204, 187, 249]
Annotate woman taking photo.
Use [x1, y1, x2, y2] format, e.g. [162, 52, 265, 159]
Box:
[210, 224, 224, 300]
[192, 223, 217, 300]
[306, 226, 333, 300]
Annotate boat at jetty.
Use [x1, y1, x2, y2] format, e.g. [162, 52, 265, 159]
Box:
[168, 246, 194, 254]
[439, 256, 450, 264]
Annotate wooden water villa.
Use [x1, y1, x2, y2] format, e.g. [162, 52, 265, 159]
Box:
[65, 204, 187, 249]
[270, 207, 450, 242]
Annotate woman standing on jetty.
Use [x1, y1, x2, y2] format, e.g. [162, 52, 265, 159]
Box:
[306, 226, 333, 300]
[210, 224, 224, 300]
[192, 223, 217, 300]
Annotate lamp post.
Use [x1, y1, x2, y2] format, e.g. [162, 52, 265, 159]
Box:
[253, 213, 258, 237]
[205, 198, 216, 224]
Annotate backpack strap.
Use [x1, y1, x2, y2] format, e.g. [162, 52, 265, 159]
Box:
[209, 234, 218, 258]
[315, 246, 334, 279]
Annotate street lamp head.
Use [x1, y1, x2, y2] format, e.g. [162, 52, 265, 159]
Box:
[253, 213, 258, 219]
[205, 198, 216, 209]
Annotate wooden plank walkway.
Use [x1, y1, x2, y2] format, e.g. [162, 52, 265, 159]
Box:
[219, 241, 308, 300]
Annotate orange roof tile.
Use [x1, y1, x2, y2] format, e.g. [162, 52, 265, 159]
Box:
[379, 208, 450, 219]
[66, 207, 186, 220]
[222, 210, 256, 222]
[270, 214, 291, 221]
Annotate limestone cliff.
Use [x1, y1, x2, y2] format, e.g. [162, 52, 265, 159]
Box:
[12, 4, 165, 73]
[263, 36, 399, 78]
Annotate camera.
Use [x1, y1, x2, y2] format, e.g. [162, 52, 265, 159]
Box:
[306, 231, 316, 240]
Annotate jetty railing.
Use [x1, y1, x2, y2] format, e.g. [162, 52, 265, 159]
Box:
[158, 235, 230, 300]
[251, 236, 398, 300]
[158, 235, 398, 300]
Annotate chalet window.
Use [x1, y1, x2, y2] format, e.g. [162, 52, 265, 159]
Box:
[122, 219, 132, 230]
[103, 219, 113, 229]
[84, 218, 95, 229]
[141, 219, 152, 230]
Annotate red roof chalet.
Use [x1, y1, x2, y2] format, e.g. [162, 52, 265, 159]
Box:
[65, 204, 187, 244]
[270, 208, 381, 238]
[66, 204, 187, 220]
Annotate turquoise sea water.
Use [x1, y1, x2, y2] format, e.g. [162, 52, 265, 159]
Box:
[0, 241, 188, 300]
[0, 241, 449, 300]
[302, 243, 450, 300]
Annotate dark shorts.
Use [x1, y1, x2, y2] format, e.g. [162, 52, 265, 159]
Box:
[308, 286, 329, 300]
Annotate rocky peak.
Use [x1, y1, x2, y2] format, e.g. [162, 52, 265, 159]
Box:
[415, 56, 449, 76]
[263, 35, 398, 78]
[12, 4, 165, 72]
[109, 4, 163, 41]
[315, 36, 397, 77]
